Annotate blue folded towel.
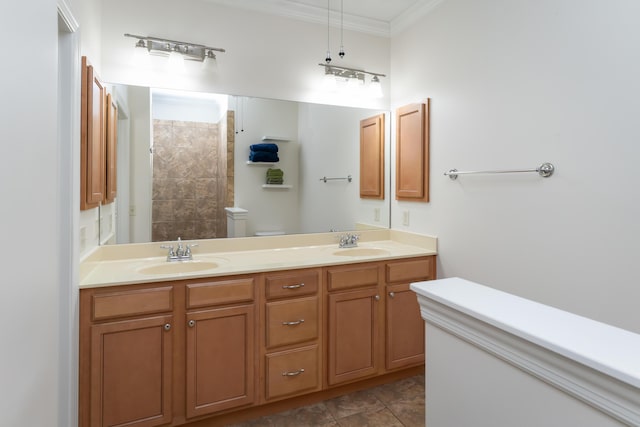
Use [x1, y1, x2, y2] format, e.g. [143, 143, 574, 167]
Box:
[250, 143, 279, 153]
[249, 150, 279, 162]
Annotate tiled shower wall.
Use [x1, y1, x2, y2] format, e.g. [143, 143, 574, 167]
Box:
[152, 119, 230, 242]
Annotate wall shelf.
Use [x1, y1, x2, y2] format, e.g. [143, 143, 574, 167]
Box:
[262, 184, 292, 189]
[246, 161, 277, 166]
[261, 136, 290, 142]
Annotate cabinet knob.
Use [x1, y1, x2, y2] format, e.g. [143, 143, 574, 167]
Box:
[282, 319, 305, 326]
[282, 368, 305, 377]
[282, 283, 305, 289]
[164, 323, 171, 331]
[375, 295, 380, 301]
[188, 320, 196, 328]
[389, 292, 395, 298]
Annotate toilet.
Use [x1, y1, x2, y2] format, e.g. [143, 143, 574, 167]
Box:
[225, 207, 248, 238]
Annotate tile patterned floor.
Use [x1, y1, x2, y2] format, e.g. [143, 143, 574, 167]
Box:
[228, 375, 425, 427]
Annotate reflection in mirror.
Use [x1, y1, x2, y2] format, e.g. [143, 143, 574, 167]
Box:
[106, 84, 390, 244]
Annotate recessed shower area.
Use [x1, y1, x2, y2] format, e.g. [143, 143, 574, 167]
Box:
[150, 90, 233, 241]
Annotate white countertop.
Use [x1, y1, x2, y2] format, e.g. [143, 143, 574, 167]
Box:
[411, 277, 640, 389]
[80, 229, 437, 288]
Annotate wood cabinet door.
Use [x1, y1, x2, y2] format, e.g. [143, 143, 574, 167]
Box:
[90, 315, 173, 427]
[327, 288, 381, 385]
[104, 92, 117, 204]
[395, 101, 429, 202]
[385, 283, 425, 371]
[185, 305, 255, 418]
[360, 113, 385, 199]
[80, 56, 105, 210]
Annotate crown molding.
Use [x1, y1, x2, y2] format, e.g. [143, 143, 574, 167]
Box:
[57, 0, 79, 33]
[205, 0, 390, 37]
[205, 0, 446, 38]
[390, 0, 445, 36]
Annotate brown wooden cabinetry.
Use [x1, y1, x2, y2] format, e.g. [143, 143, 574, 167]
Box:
[261, 268, 322, 402]
[360, 113, 385, 199]
[395, 100, 430, 202]
[80, 285, 174, 427]
[80, 56, 117, 210]
[79, 256, 435, 426]
[184, 277, 256, 419]
[104, 93, 118, 204]
[385, 256, 436, 370]
[325, 263, 383, 386]
[80, 56, 105, 210]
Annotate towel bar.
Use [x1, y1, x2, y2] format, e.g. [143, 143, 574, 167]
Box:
[319, 175, 352, 183]
[444, 162, 554, 180]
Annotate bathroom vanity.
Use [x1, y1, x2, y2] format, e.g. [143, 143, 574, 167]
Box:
[78, 230, 436, 427]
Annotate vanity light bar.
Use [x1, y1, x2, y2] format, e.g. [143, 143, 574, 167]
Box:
[125, 33, 225, 62]
[319, 63, 385, 82]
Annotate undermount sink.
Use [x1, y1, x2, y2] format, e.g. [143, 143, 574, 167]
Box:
[138, 260, 219, 275]
[332, 248, 390, 257]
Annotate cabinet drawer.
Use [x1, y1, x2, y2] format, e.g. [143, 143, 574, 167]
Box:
[265, 345, 320, 400]
[326, 264, 379, 291]
[386, 257, 434, 283]
[186, 277, 255, 309]
[92, 286, 173, 321]
[266, 297, 318, 348]
[265, 270, 319, 300]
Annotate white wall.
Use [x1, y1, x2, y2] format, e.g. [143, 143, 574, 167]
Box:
[0, 0, 61, 425]
[128, 86, 153, 243]
[391, 0, 640, 333]
[426, 326, 625, 427]
[233, 96, 301, 236]
[99, 0, 390, 110]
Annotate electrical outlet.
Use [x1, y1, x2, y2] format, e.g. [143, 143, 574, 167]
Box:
[403, 210, 410, 226]
[374, 208, 380, 222]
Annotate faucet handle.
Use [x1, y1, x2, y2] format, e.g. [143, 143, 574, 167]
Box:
[160, 244, 175, 257]
[185, 243, 198, 257]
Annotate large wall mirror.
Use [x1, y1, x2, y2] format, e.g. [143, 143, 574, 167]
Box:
[102, 84, 391, 244]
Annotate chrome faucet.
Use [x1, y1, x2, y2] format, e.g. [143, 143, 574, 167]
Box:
[160, 237, 198, 262]
[338, 233, 359, 248]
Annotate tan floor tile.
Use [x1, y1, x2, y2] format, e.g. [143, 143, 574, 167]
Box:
[387, 395, 426, 427]
[325, 389, 386, 420]
[336, 408, 404, 427]
[230, 402, 337, 427]
[371, 375, 424, 405]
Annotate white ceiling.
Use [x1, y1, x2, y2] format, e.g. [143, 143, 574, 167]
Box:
[204, 0, 444, 37]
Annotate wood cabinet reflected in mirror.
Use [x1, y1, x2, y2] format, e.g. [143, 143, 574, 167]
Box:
[359, 114, 385, 200]
[395, 100, 430, 202]
[104, 93, 118, 204]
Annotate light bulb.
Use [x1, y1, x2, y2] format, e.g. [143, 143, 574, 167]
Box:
[168, 49, 185, 72]
[322, 69, 337, 91]
[369, 76, 383, 98]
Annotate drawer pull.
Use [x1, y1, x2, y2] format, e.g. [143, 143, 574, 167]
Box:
[282, 319, 305, 326]
[282, 368, 305, 377]
[282, 283, 305, 289]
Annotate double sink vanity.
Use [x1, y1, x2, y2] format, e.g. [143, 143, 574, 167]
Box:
[79, 229, 437, 427]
